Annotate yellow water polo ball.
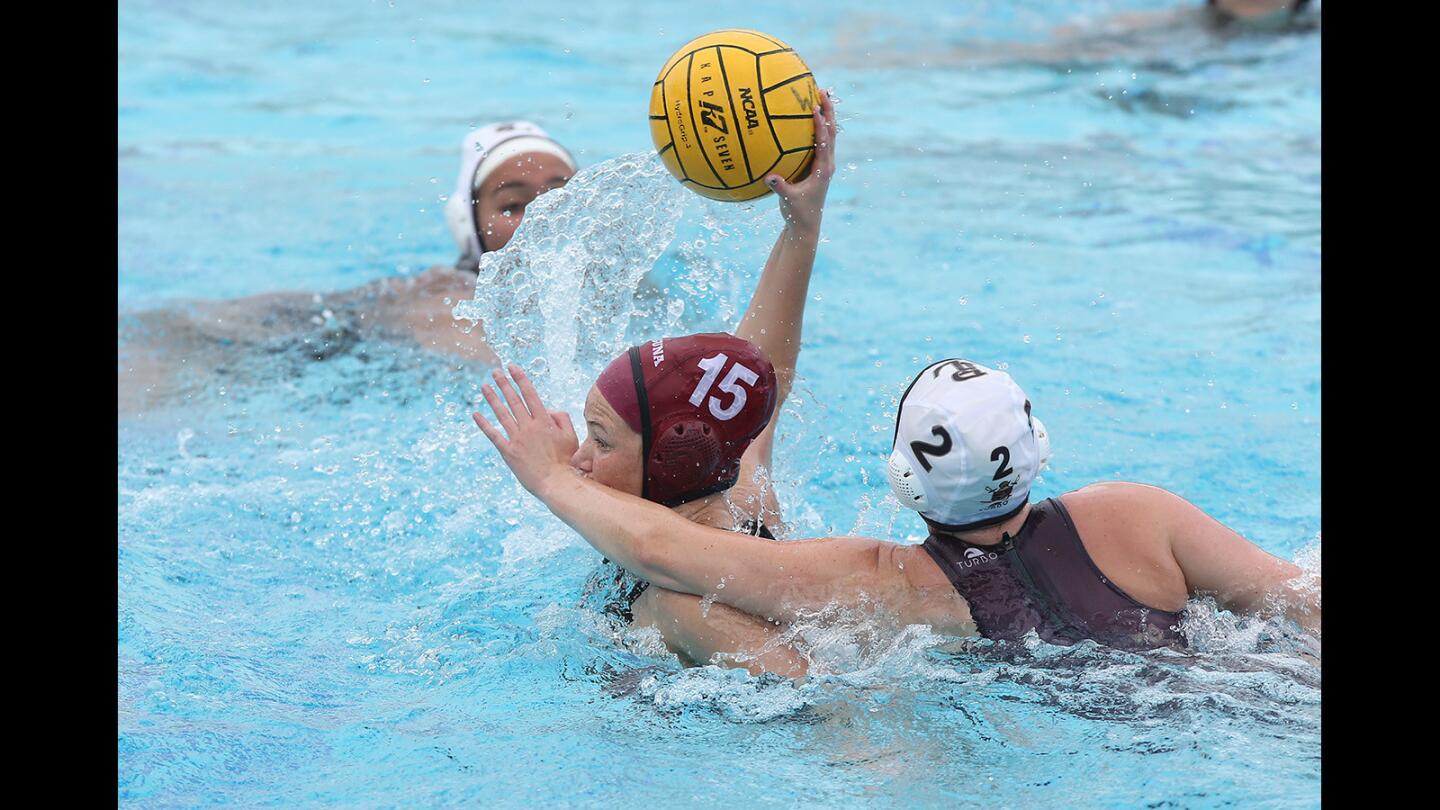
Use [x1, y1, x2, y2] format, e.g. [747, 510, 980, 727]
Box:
[649, 29, 821, 202]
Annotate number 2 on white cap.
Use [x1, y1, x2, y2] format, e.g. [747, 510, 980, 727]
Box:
[689, 353, 759, 421]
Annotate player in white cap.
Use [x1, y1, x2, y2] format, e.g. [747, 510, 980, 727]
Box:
[443, 121, 577, 271]
[351, 121, 577, 359]
[476, 355, 1320, 673]
[119, 121, 578, 413]
[885, 359, 1185, 648]
[886, 358, 1052, 530]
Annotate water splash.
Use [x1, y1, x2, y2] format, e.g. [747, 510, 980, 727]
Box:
[1182, 533, 1321, 660]
[618, 543, 1321, 735]
[453, 152, 692, 403]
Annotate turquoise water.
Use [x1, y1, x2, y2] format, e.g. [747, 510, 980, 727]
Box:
[119, 1, 1321, 806]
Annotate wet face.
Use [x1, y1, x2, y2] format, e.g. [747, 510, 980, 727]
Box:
[472, 152, 572, 252]
[571, 385, 644, 497]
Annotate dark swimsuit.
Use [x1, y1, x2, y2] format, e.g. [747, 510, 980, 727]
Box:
[922, 498, 1186, 650]
[587, 520, 776, 624]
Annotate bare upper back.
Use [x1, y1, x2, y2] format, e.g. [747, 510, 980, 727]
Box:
[1056, 483, 1190, 612]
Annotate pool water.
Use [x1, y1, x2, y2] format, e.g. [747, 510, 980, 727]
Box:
[119, 1, 1321, 806]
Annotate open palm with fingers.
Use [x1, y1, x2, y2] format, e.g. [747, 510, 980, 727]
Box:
[472, 364, 579, 498]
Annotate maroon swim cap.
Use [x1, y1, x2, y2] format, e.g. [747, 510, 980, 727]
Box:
[594, 333, 777, 506]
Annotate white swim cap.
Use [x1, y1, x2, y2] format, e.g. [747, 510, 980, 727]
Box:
[444, 121, 577, 261]
[887, 359, 1050, 530]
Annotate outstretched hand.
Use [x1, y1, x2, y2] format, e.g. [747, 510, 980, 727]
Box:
[472, 363, 579, 499]
[766, 88, 838, 233]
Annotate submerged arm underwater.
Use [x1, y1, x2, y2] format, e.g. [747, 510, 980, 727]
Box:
[118, 269, 496, 415]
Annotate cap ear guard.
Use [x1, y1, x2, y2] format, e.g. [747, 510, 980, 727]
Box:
[887, 449, 928, 510]
[651, 418, 724, 494]
[597, 334, 777, 507]
[1032, 416, 1051, 472]
[445, 191, 481, 261]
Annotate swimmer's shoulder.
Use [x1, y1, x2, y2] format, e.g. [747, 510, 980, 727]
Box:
[1058, 482, 1191, 607]
[364, 265, 475, 297]
[361, 265, 476, 318]
[418, 263, 477, 284]
[1058, 481, 1187, 537]
[721, 475, 784, 534]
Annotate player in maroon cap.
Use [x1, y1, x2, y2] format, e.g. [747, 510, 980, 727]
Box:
[577, 333, 784, 654]
[476, 91, 840, 675]
[589, 333, 778, 507]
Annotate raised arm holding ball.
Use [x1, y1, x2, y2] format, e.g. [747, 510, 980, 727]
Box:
[477, 83, 838, 677]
